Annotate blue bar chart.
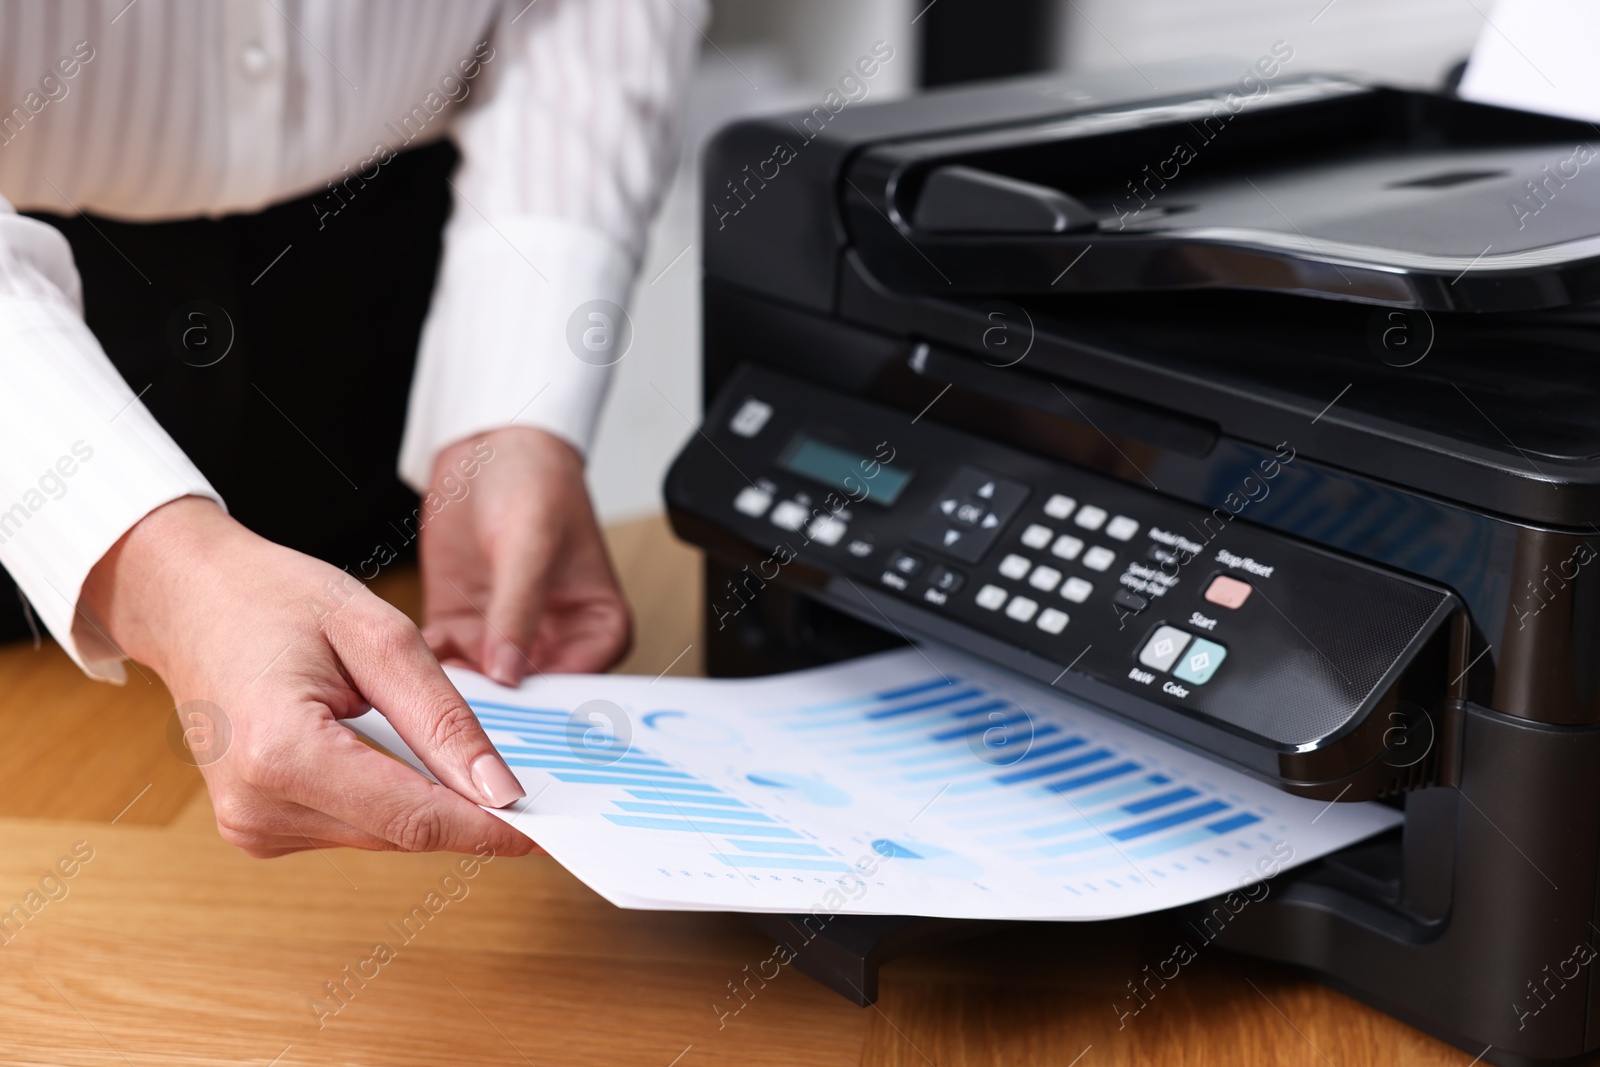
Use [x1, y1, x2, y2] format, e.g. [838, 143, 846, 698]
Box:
[469, 701, 856, 880]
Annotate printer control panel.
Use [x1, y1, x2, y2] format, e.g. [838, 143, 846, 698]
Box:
[666, 365, 1458, 786]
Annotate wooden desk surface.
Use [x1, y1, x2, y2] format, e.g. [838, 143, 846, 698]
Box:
[0, 515, 1468, 1066]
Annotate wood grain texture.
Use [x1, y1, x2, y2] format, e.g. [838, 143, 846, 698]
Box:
[0, 514, 1470, 1065]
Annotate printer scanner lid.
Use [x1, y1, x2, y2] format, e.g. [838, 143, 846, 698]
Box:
[842, 77, 1600, 312]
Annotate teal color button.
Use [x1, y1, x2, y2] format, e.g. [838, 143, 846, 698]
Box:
[1173, 638, 1227, 685]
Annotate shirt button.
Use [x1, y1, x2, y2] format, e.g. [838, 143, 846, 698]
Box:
[240, 41, 272, 77]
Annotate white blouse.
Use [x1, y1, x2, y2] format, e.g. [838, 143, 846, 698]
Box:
[0, 0, 706, 680]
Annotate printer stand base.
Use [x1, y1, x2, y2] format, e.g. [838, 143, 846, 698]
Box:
[737, 913, 987, 1005]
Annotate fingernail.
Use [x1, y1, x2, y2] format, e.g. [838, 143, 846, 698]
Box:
[470, 753, 526, 808]
[489, 643, 523, 687]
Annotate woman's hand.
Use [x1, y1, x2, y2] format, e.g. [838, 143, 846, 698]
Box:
[82, 497, 535, 859]
[418, 427, 631, 685]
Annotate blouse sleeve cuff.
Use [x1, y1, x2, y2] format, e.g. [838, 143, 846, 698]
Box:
[0, 295, 222, 682]
[398, 214, 635, 492]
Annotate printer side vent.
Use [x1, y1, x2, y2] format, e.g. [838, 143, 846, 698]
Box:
[1373, 757, 1437, 798]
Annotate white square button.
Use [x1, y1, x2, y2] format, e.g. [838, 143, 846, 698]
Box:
[1044, 494, 1076, 520]
[1074, 505, 1108, 531]
[1028, 565, 1062, 593]
[734, 486, 772, 517]
[729, 398, 773, 437]
[769, 500, 808, 531]
[975, 584, 1007, 610]
[1061, 577, 1094, 603]
[1050, 535, 1083, 561]
[1139, 625, 1192, 672]
[1036, 608, 1069, 634]
[807, 515, 847, 545]
[1082, 546, 1117, 572]
[998, 553, 1032, 580]
[1020, 523, 1053, 550]
[1106, 515, 1139, 541]
[1005, 595, 1039, 622]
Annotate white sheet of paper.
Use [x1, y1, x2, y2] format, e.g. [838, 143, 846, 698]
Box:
[346, 646, 1400, 921]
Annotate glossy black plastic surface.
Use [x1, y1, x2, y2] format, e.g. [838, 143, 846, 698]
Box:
[843, 80, 1600, 312]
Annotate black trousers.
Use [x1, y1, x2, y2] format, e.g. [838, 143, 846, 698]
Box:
[0, 141, 459, 642]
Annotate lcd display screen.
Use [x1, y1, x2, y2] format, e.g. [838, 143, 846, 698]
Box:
[779, 436, 912, 506]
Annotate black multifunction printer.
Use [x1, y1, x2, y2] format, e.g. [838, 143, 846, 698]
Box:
[664, 63, 1600, 1066]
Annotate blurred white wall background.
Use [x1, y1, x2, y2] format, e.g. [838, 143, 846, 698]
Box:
[587, 0, 1485, 523]
[586, 0, 920, 523]
[1059, 0, 1481, 87]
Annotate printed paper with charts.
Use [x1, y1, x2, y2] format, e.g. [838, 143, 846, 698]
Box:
[345, 646, 1400, 921]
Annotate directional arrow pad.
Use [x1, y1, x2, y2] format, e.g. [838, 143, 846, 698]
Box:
[912, 466, 1030, 564]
